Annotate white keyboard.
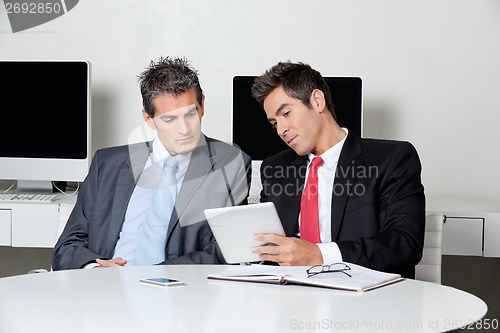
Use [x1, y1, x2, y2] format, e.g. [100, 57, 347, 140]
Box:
[0, 193, 57, 203]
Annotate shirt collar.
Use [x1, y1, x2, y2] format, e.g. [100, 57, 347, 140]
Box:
[151, 137, 191, 169]
[307, 127, 348, 169]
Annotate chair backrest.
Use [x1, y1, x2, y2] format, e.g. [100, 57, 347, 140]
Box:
[415, 214, 445, 284]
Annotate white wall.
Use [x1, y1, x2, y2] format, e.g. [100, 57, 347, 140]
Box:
[1, 0, 499, 213]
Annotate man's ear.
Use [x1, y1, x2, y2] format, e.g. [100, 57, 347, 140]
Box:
[142, 109, 156, 130]
[198, 94, 205, 119]
[311, 89, 326, 113]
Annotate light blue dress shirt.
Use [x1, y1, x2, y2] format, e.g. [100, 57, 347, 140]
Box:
[112, 138, 190, 265]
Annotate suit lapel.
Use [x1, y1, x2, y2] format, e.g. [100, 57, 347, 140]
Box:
[167, 135, 214, 236]
[106, 142, 151, 255]
[282, 154, 308, 236]
[331, 134, 364, 240]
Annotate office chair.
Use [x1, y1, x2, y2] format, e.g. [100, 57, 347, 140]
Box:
[415, 214, 445, 284]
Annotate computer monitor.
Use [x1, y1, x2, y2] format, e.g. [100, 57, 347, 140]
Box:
[232, 76, 363, 161]
[0, 60, 91, 192]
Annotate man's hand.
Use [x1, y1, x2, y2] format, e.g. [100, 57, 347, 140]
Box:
[95, 257, 127, 268]
[252, 234, 323, 266]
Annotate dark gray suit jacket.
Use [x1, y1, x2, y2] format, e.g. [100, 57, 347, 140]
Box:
[52, 135, 251, 270]
[260, 132, 425, 278]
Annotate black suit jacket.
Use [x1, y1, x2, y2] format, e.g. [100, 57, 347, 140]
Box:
[52, 135, 251, 270]
[260, 132, 425, 278]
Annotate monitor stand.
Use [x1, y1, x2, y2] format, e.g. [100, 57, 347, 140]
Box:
[15, 180, 53, 193]
[247, 160, 263, 204]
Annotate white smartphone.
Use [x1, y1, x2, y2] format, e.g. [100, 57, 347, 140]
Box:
[139, 277, 186, 287]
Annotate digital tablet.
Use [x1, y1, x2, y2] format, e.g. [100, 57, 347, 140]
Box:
[204, 202, 285, 264]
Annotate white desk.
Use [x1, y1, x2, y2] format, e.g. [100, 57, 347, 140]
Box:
[0, 265, 487, 333]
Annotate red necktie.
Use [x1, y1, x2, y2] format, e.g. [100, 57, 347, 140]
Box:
[300, 156, 323, 243]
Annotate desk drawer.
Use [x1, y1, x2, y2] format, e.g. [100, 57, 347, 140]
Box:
[442, 216, 483, 256]
[0, 209, 12, 246]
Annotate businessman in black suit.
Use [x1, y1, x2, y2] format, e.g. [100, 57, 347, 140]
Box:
[250, 61, 425, 278]
[52, 56, 251, 270]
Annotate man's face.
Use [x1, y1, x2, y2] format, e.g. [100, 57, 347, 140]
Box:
[143, 88, 204, 156]
[263, 86, 321, 156]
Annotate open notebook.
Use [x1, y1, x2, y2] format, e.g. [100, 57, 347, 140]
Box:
[207, 262, 404, 292]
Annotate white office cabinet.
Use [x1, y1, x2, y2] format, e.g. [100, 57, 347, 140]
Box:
[442, 216, 483, 256]
[0, 209, 12, 246]
[0, 195, 76, 249]
[483, 212, 500, 257]
[10, 204, 59, 248]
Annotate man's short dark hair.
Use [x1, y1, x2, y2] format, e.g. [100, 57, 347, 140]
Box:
[138, 56, 203, 117]
[251, 61, 336, 120]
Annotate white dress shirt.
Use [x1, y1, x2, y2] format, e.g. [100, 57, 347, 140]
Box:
[300, 128, 348, 264]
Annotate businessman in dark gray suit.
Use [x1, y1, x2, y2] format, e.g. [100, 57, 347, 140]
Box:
[52, 56, 251, 270]
[250, 61, 425, 278]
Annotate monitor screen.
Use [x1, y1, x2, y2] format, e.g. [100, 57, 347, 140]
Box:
[0, 60, 91, 192]
[232, 76, 362, 161]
